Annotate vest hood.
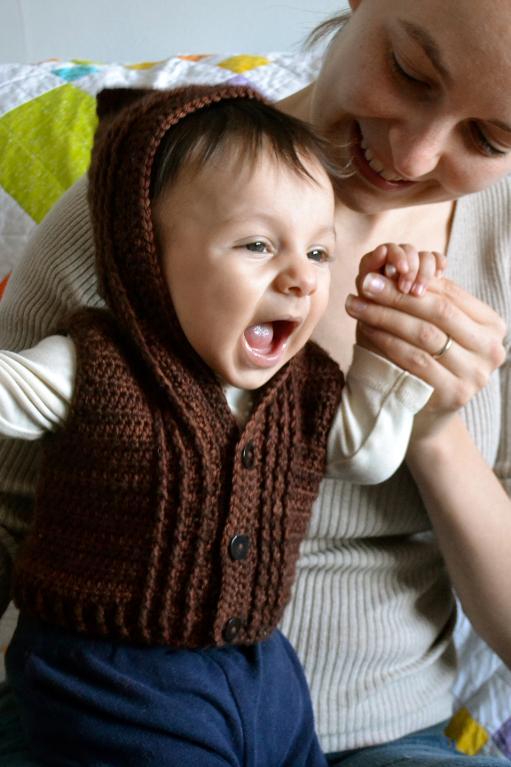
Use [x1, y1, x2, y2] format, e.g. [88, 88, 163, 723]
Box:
[87, 84, 265, 381]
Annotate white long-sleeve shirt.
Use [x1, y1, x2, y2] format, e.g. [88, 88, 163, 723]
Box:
[0, 335, 431, 485]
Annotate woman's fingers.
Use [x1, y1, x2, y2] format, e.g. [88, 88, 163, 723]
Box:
[355, 321, 476, 410]
[429, 274, 505, 327]
[351, 273, 505, 355]
[356, 318, 502, 413]
[346, 272, 506, 412]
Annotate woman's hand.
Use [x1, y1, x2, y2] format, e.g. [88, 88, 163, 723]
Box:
[345, 269, 506, 433]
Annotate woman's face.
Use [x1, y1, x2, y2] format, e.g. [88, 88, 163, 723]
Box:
[310, 0, 511, 213]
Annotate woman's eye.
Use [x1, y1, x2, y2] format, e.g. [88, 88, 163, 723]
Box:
[308, 248, 330, 264]
[390, 52, 429, 88]
[244, 241, 271, 254]
[470, 122, 508, 158]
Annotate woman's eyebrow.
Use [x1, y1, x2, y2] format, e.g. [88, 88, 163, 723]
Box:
[398, 18, 511, 135]
[487, 118, 511, 134]
[398, 19, 452, 84]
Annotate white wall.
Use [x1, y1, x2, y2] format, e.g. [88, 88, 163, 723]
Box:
[0, 0, 348, 63]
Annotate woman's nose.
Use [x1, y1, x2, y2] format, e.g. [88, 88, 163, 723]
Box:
[274, 256, 317, 296]
[389, 120, 451, 180]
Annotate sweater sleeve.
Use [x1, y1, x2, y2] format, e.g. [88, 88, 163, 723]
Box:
[326, 345, 433, 484]
[0, 336, 75, 440]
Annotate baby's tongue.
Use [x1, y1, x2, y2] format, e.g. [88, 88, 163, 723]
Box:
[244, 323, 274, 352]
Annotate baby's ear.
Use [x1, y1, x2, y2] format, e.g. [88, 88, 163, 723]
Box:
[95, 88, 155, 122]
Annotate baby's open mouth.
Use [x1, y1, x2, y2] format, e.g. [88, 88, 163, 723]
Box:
[243, 320, 299, 366]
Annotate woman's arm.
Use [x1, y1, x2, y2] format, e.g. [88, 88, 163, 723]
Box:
[406, 412, 511, 667]
[346, 273, 511, 666]
[0, 176, 100, 350]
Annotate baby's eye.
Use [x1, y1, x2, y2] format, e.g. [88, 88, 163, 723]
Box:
[245, 241, 271, 254]
[307, 247, 331, 264]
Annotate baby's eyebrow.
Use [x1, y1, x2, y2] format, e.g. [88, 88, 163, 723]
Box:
[315, 225, 337, 241]
[222, 211, 275, 226]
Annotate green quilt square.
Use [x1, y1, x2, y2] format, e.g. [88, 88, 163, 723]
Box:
[0, 84, 97, 223]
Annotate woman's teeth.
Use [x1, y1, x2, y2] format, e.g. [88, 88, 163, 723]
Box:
[360, 137, 407, 182]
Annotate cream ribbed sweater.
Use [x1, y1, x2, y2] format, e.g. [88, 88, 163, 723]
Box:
[1, 174, 510, 752]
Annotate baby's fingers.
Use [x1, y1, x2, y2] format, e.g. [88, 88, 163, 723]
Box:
[433, 251, 447, 277]
[383, 243, 411, 278]
[358, 244, 447, 298]
[358, 244, 389, 284]
[410, 251, 441, 297]
[383, 243, 419, 294]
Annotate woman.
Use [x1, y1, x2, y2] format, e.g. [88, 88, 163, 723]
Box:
[0, 1, 510, 764]
[277, 2, 511, 764]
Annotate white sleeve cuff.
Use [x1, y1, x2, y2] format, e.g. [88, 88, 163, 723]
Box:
[0, 335, 75, 440]
[326, 345, 433, 484]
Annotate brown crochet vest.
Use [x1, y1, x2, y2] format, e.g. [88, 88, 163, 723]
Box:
[12, 84, 344, 646]
[13, 309, 343, 647]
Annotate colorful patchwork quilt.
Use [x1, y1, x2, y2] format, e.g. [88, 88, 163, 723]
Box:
[0, 53, 509, 759]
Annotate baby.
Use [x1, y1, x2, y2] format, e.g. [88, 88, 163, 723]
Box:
[2, 85, 436, 766]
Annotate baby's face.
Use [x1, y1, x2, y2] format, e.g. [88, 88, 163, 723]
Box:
[152, 149, 336, 389]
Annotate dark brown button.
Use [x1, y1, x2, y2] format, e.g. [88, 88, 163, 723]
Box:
[229, 534, 250, 561]
[241, 441, 255, 469]
[222, 617, 243, 643]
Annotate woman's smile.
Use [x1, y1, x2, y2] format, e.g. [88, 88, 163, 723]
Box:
[291, 0, 511, 214]
[351, 122, 415, 191]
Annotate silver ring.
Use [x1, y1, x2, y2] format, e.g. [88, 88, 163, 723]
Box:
[432, 334, 453, 359]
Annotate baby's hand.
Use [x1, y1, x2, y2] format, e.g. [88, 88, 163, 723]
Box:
[358, 243, 446, 297]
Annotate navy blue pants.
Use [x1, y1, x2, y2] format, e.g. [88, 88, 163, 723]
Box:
[6, 615, 327, 767]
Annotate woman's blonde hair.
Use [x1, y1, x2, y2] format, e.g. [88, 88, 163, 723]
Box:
[305, 11, 351, 48]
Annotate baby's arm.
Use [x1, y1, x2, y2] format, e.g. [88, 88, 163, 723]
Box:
[326, 345, 432, 483]
[0, 336, 75, 440]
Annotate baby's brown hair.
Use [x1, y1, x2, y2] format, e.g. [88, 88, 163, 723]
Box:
[149, 91, 341, 201]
